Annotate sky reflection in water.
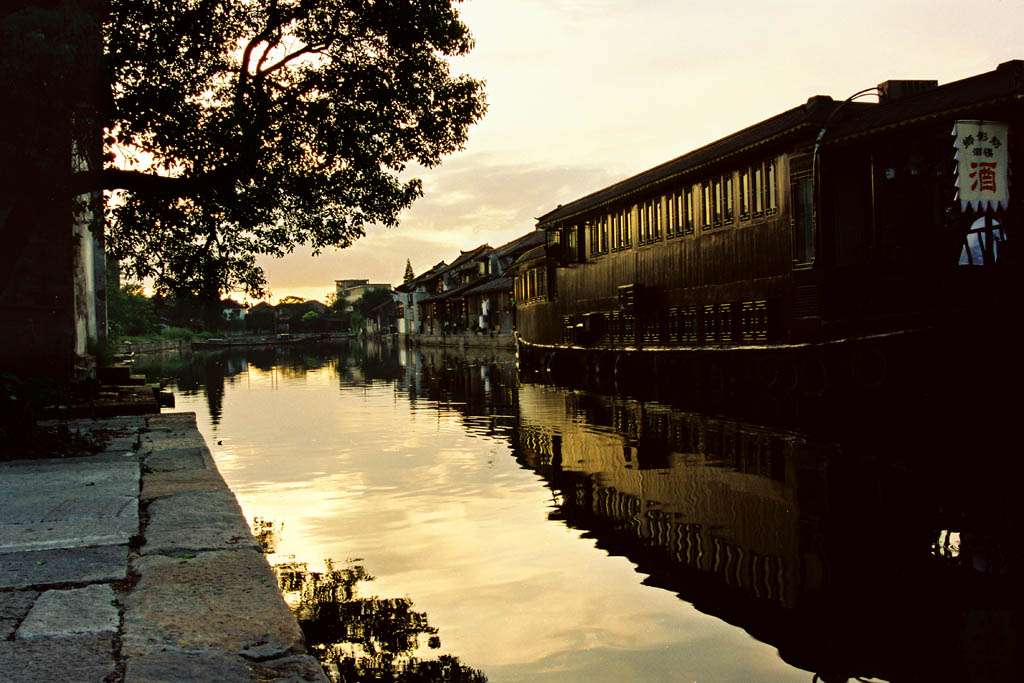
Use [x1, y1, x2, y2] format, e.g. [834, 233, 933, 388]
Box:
[149, 342, 1017, 682]
[157, 344, 804, 682]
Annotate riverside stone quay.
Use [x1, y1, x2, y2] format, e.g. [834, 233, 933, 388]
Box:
[0, 413, 325, 682]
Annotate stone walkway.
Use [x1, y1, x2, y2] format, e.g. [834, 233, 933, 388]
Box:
[0, 413, 326, 682]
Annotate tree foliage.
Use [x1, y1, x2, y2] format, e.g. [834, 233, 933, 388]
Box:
[403, 258, 414, 283]
[246, 304, 278, 333]
[0, 2, 102, 162]
[278, 558, 488, 682]
[96, 0, 486, 300]
[327, 292, 351, 316]
[354, 287, 393, 317]
[105, 268, 158, 341]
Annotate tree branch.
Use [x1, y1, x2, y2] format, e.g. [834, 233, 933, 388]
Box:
[255, 26, 283, 73]
[257, 43, 322, 77]
[71, 167, 229, 196]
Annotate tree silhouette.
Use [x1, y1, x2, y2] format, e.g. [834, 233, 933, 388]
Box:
[274, 558, 487, 683]
[404, 259, 415, 283]
[252, 517, 282, 555]
[2, 1, 487, 302]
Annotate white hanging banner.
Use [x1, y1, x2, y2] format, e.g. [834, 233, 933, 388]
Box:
[953, 120, 1010, 212]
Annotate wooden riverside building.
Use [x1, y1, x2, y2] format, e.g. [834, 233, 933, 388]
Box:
[513, 61, 1023, 415]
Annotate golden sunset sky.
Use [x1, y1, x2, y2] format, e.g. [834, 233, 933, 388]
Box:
[255, 0, 1024, 303]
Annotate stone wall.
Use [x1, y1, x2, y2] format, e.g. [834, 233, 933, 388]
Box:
[402, 331, 515, 351]
[0, 3, 106, 383]
[117, 340, 191, 356]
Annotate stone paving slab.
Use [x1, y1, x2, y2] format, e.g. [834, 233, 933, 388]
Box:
[143, 417, 201, 439]
[123, 549, 305, 658]
[125, 650, 327, 683]
[85, 449, 143, 464]
[125, 650, 262, 683]
[0, 458, 138, 484]
[0, 495, 136, 526]
[16, 583, 119, 638]
[143, 447, 208, 472]
[144, 433, 209, 448]
[142, 491, 258, 555]
[99, 436, 143, 452]
[141, 469, 230, 501]
[0, 633, 115, 683]
[47, 494, 137, 522]
[0, 516, 138, 554]
[0, 411, 325, 680]
[0, 460, 139, 525]
[0, 544, 128, 589]
[0, 590, 38, 638]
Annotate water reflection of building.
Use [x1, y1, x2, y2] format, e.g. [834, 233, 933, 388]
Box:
[518, 385, 799, 607]
[396, 346, 518, 441]
[337, 336, 402, 386]
[514, 384, 1018, 683]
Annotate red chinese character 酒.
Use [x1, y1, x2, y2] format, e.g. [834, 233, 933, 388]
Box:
[969, 162, 998, 193]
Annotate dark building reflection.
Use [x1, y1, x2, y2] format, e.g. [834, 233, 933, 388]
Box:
[394, 346, 518, 442]
[376, 347, 1018, 681]
[337, 337, 403, 386]
[512, 384, 1018, 683]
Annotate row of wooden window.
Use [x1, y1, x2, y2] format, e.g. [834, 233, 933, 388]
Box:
[702, 161, 780, 230]
[514, 267, 548, 304]
[577, 159, 779, 257]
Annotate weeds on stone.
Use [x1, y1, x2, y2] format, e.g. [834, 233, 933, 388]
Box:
[0, 373, 123, 461]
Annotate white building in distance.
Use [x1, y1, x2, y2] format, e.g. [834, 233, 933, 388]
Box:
[335, 279, 391, 303]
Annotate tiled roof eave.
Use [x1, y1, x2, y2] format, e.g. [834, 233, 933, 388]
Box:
[418, 277, 489, 303]
[462, 276, 512, 297]
[537, 121, 819, 228]
[495, 231, 546, 256]
[824, 93, 1023, 146]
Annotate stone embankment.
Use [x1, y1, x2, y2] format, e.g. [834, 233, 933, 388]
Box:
[116, 340, 191, 356]
[403, 331, 515, 351]
[0, 413, 326, 682]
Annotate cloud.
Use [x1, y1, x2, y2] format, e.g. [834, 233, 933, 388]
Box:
[255, 155, 618, 299]
[403, 153, 618, 234]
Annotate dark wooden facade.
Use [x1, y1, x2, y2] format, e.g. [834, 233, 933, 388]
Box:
[513, 62, 1022, 407]
[515, 96, 840, 349]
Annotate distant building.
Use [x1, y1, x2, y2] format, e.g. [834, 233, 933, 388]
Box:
[221, 299, 247, 321]
[415, 245, 492, 335]
[392, 230, 544, 342]
[335, 279, 391, 303]
[464, 230, 546, 333]
[393, 261, 448, 336]
[364, 298, 397, 336]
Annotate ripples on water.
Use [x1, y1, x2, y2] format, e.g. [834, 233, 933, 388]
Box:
[136, 341, 1018, 683]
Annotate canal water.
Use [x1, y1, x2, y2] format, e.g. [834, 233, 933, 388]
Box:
[137, 341, 1018, 682]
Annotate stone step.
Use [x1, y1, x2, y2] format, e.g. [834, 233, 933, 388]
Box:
[97, 365, 132, 385]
